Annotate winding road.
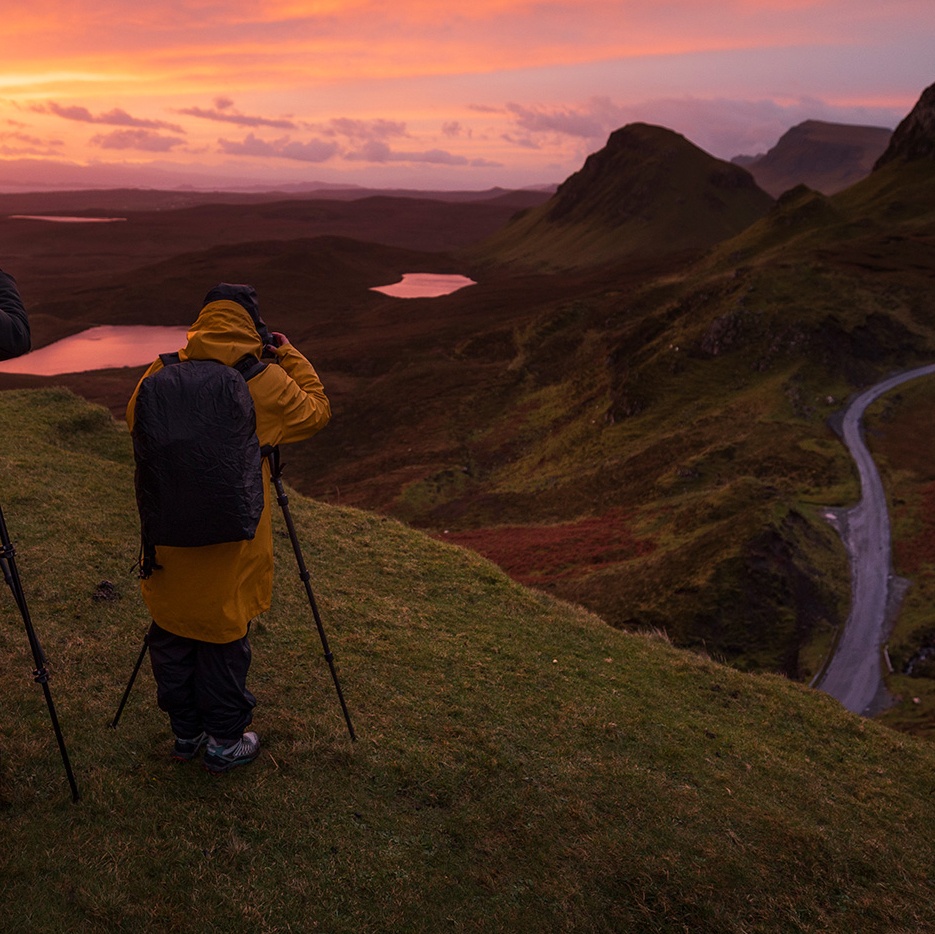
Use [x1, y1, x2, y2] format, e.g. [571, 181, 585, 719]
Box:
[813, 364, 935, 715]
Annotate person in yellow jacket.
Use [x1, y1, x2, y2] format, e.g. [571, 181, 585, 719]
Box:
[126, 283, 330, 773]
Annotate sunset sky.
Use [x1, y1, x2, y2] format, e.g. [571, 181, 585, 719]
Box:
[1, 1, 932, 191]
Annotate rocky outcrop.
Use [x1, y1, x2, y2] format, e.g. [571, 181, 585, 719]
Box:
[874, 82, 935, 168]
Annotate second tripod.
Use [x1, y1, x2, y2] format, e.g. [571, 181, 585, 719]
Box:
[0, 502, 79, 803]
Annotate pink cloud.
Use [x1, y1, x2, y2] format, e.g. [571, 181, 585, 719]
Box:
[33, 101, 184, 133]
[217, 132, 339, 162]
[179, 104, 295, 130]
[0, 127, 64, 156]
[322, 118, 408, 140]
[343, 139, 500, 167]
[91, 129, 186, 151]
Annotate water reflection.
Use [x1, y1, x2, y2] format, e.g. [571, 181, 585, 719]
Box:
[0, 325, 189, 376]
[8, 215, 127, 223]
[371, 273, 475, 299]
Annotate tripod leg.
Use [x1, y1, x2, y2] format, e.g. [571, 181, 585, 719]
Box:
[266, 451, 356, 741]
[36, 673, 80, 803]
[0, 506, 80, 803]
[111, 631, 150, 730]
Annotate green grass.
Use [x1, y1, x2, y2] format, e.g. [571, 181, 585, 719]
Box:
[1, 388, 935, 932]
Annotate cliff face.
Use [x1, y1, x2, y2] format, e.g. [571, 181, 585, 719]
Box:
[736, 120, 891, 196]
[875, 82, 935, 169]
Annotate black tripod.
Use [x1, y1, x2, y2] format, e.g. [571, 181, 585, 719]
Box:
[0, 503, 80, 802]
[112, 449, 356, 742]
[267, 447, 356, 741]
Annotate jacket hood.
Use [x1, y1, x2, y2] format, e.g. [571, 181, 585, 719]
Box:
[202, 283, 271, 346]
[182, 298, 264, 366]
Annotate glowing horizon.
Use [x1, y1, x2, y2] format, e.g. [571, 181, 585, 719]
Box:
[1, 1, 932, 191]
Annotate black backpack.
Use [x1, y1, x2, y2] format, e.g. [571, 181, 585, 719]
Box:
[132, 352, 267, 577]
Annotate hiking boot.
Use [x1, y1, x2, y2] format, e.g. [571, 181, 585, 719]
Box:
[171, 731, 207, 762]
[203, 732, 261, 774]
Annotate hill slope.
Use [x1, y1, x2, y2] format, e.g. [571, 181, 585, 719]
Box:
[474, 123, 773, 270]
[1, 388, 934, 931]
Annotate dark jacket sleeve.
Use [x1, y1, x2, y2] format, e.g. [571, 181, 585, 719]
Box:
[0, 269, 31, 361]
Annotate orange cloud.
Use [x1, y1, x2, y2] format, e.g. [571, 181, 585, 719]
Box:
[8, 0, 920, 89]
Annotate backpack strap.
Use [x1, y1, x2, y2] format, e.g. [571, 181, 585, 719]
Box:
[233, 354, 267, 382]
[159, 351, 265, 379]
[138, 538, 162, 580]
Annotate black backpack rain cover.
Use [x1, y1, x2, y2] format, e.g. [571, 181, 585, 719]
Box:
[132, 354, 266, 552]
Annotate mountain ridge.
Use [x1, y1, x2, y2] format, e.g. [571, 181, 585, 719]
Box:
[875, 80, 935, 167]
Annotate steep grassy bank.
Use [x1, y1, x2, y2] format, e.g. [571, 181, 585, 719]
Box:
[862, 377, 935, 738]
[0, 388, 934, 932]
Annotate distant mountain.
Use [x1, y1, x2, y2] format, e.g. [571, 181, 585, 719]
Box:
[0, 157, 551, 206]
[0, 156, 360, 193]
[874, 81, 935, 168]
[734, 121, 892, 197]
[474, 123, 774, 270]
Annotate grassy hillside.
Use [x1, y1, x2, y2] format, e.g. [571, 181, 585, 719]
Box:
[1, 388, 935, 932]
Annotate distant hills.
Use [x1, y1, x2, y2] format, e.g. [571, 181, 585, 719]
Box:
[475, 115, 899, 276]
[733, 120, 892, 196]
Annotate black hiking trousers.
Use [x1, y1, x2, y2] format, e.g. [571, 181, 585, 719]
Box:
[147, 621, 256, 744]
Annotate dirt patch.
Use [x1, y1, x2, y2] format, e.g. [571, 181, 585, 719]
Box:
[895, 481, 935, 574]
[438, 508, 655, 585]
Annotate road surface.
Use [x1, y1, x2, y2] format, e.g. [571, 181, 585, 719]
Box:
[813, 364, 935, 715]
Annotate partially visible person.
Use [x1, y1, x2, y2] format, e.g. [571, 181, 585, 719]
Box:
[0, 268, 31, 360]
[126, 283, 331, 774]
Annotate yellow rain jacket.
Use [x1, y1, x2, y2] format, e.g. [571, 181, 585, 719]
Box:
[126, 299, 331, 643]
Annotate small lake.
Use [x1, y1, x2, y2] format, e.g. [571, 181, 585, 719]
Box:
[0, 325, 189, 376]
[371, 273, 475, 299]
[8, 215, 127, 223]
